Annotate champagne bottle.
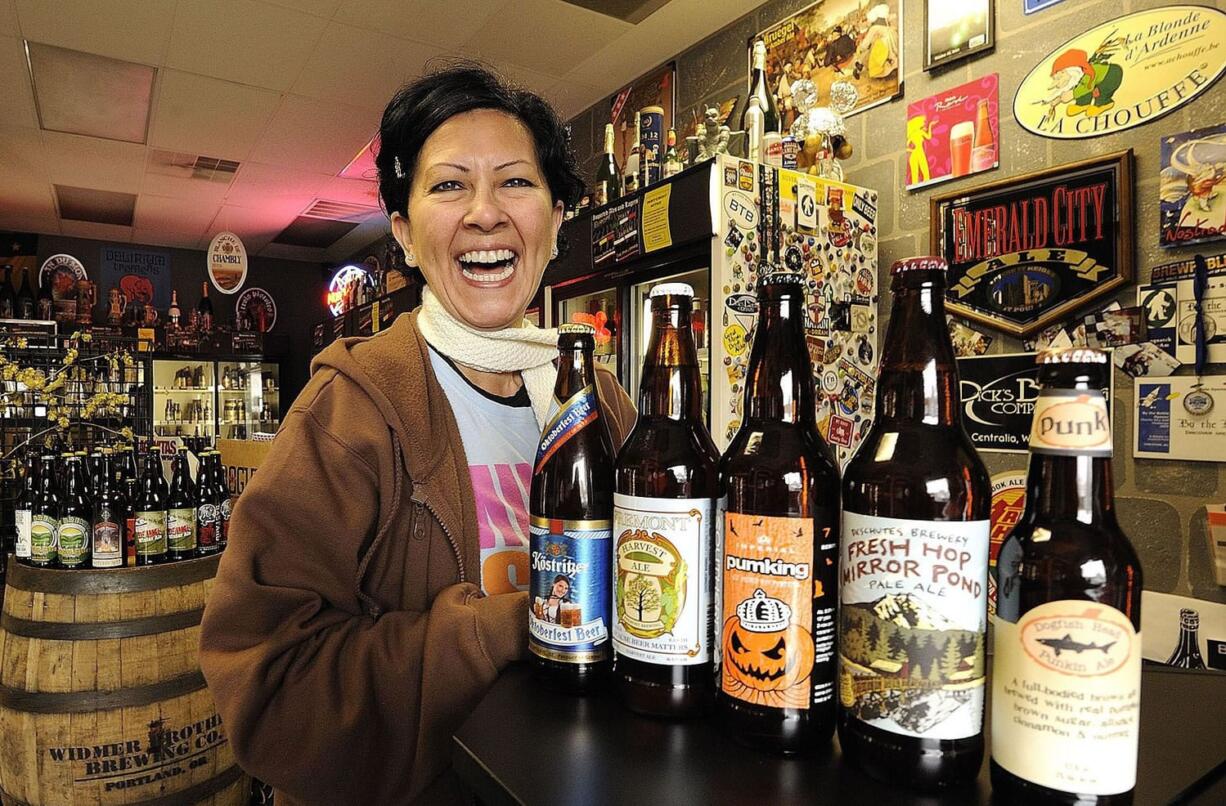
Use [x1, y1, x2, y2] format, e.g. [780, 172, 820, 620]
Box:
[594, 123, 621, 207]
[742, 39, 780, 137]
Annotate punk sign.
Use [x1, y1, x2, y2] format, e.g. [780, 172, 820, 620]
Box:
[957, 352, 1113, 454]
[931, 151, 1133, 338]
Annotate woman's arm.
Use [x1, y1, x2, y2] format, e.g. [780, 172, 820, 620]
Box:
[199, 374, 524, 804]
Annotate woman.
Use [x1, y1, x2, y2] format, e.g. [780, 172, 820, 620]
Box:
[199, 64, 636, 805]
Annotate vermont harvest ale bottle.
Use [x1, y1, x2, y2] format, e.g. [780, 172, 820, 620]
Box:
[613, 283, 719, 717]
[91, 451, 127, 569]
[992, 348, 1142, 804]
[838, 257, 991, 789]
[718, 272, 840, 753]
[28, 454, 60, 568]
[57, 454, 92, 569]
[166, 448, 198, 560]
[134, 448, 168, 565]
[196, 451, 222, 555]
[528, 324, 617, 693]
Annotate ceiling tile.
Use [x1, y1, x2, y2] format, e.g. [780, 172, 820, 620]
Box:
[292, 21, 440, 110]
[42, 131, 148, 193]
[0, 214, 58, 235]
[316, 175, 381, 209]
[0, 124, 47, 183]
[461, 0, 629, 75]
[27, 42, 155, 143]
[0, 36, 36, 128]
[59, 220, 133, 242]
[204, 202, 301, 252]
[259, 241, 327, 261]
[223, 162, 334, 209]
[257, 0, 345, 18]
[488, 61, 561, 93]
[324, 215, 388, 261]
[545, 80, 601, 120]
[334, 0, 507, 49]
[167, 0, 329, 91]
[141, 157, 236, 208]
[130, 227, 210, 250]
[15, 0, 175, 65]
[247, 94, 380, 174]
[134, 194, 217, 237]
[149, 70, 281, 160]
[0, 175, 55, 218]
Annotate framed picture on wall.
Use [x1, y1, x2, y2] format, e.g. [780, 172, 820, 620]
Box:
[756, 0, 903, 128]
[924, 0, 994, 70]
[1159, 123, 1226, 248]
[929, 150, 1135, 338]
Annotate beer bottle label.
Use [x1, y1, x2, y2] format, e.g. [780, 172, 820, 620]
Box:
[1029, 389, 1112, 457]
[528, 516, 612, 664]
[720, 511, 838, 711]
[134, 511, 168, 557]
[168, 508, 198, 552]
[198, 503, 219, 549]
[58, 516, 90, 567]
[838, 511, 989, 740]
[30, 514, 58, 564]
[92, 513, 123, 568]
[992, 602, 1140, 795]
[612, 493, 714, 666]
[535, 385, 599, 474]
[14, 508, 32, 559]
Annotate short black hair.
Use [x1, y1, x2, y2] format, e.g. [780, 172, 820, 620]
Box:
[376, 60, 584, 219]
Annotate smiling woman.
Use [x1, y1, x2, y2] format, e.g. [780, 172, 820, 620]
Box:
[197, 63, 636, 806]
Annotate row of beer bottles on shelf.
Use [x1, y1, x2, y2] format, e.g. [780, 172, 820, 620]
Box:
[13, 443, 232, 569]
[529, 262, 1140, 803]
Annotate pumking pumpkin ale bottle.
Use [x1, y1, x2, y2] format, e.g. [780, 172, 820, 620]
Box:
[838, 256, 991, 790]
[529, 323, 617, 693]
[992, 348, 1142, 804]
[614, 283, 719, 717]
[718, 272, 840, 753]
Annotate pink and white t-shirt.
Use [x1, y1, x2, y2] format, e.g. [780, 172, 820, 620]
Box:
[428, 348, 540, 595]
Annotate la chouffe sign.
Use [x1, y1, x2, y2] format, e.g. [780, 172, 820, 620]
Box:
[1014, 6, 1226, 139]
[931, 151, 1133, 338]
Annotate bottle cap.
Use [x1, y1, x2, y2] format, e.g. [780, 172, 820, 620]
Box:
[649, 282, 694, 299]
[890, 256, 947, 275]
[559, 323, 596, 336]
[1037, 347, 1109, 365]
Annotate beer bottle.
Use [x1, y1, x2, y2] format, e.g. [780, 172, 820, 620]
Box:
[91, 451, 127, 569]
[838, 257, 991, 790]
[613, 282, 719, 717]
[14, 452, 38, 565]
[718, 272, 840, 753]
[1165, 609, 1206, 669]
[29, 454, 60, 568]
[133, 448, 168, 565]
[58, 454, 92, 569]
[213, 452, 232, 549]
[992, 348, 1142, 804]
[196, 451, 221, 556]
[166, 448, 198, 561]
[528, 323, 617, 693]
[75, 451, 94, 502]
[119, 444, 140, 566]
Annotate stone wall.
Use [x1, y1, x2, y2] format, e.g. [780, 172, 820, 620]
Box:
[565, 0, 1226, 603]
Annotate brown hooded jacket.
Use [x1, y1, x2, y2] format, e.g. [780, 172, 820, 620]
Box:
[199, 310, 636, 804]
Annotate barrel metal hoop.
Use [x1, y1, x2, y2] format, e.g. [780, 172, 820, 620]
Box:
[0, 671, 207, 714]
[0, 763, 243, 806]
[3, 554, 220, 595]
[0, 607, 205, 640]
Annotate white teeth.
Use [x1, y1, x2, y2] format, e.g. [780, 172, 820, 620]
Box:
[458, 248, 516, 264]
[461, 262, 515, 283]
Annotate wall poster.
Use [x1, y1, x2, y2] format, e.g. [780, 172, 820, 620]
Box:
[756, 0, 903, 127]
[924, 0, 994, 70]
[1159, 123, 1226, 248]
[100, 244, 171, 310]
[1013, 6, 1226, 139]
[930, 150, 1134, 338]
[906, 74, 999, 190]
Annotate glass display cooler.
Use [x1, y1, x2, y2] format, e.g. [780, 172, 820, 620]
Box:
[544, 155, 879, 464]
[152, 357, 281, 446]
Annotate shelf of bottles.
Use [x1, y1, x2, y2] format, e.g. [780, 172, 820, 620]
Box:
[217, 361, 279, 441]
[153, 360, 216, 440]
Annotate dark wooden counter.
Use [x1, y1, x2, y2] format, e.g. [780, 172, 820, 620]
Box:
[454, 664, 1225, 805]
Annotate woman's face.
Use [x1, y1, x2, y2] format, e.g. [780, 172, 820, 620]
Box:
[551, 578, 570, 598]
[392, 108, 563, 331]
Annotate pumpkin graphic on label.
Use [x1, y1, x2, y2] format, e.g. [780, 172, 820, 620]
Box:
[721, 590, 814, 708]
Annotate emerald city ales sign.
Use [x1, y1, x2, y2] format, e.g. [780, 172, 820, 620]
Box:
[1014, 6, 1226, 139]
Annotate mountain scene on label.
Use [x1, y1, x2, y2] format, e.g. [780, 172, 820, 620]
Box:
[841, 594, 986, 735]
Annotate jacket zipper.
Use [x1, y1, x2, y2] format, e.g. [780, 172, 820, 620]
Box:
[413, 492, 467, 583]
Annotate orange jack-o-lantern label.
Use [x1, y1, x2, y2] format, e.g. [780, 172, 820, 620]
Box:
[720, 511, 836, 710]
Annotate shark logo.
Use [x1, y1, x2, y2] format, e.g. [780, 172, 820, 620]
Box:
[1035, 633, 1116, 656]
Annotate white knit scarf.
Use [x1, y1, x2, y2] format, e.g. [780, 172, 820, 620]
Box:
[417, 286, 558, 428]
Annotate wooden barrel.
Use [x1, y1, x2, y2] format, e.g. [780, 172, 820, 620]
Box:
[0, 555, 247, 805]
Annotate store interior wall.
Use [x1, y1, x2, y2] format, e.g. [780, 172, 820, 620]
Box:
[23, 234, 328, 405]
[565, 0, 1226, 604]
